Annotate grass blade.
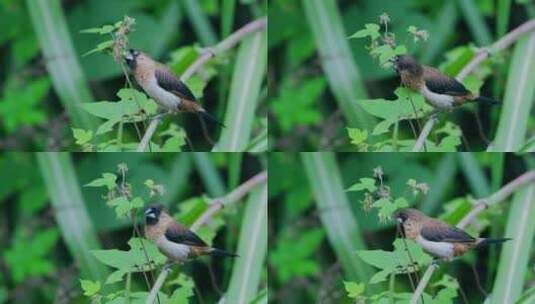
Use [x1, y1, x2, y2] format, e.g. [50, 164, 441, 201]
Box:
[182, 0, 218, 46]
[491, 184, 535, 303]
[301, 152, 374, 284]
[26, 0, 98, 130]
[221, 0, 236, 38]
[192, 152, 226, 197]
[36, 153, 108, 282]
[421, 1, 459, 64]
[457, 153, 491, 197]
[213, 30, 267, 152]
[302, 0, 375, 130]
[421, 154, 457, 214]
[456, 0, 493, 45]
[497, 0, 512, 38]
[224, 183, 267, 303]
[490, 33, 535, 151]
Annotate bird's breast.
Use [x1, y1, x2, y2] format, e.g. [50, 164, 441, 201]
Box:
[138, 73, 182, 111]
[420, 85, 454, 109]
[155, 235, 191, 261]
[416, 235, 454, 259]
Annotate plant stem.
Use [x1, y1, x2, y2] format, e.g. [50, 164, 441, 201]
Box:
[410, 170, 535, 303]
[136, 17, 267, 152]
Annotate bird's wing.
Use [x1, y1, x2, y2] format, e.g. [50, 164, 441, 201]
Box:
[165, 222, 208, 247]
[155, 69, 197, 101]
[423, 67, 470, 96]
[421, 222, 475, 243]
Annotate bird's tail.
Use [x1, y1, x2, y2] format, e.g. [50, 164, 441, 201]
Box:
[209, 248, 238, 258]
[475, 96, 500, 106]
[477, 238, 511, 247]
[199, 110, 225, 128]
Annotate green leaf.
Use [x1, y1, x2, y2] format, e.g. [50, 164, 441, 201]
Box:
[91, 238, 166, 284]
[84, 173, 117, 190]
[80, 89, 157, 121]
[346, 178, 376, 192]
[4, 228, 60, 283]
[270, 228, 325, 283]
[349, 23, 380, 40]
[271, 77, 325, 132]
[356, 238, 433, 284]
[82, 40, 114, 57]
[374, 198, 409, 222]
[344, 281, 365, 299]
[80, 279, 101, 297]
[72, 128, 93, 145]
[108, 196, 144, 219]
[347, 128, 368, 145]
[0, 77, 50, 133]
[168, 274, 194, 302]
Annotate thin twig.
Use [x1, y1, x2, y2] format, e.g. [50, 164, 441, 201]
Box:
[412, 20, 535, 152]
[145, 171, 267, 304]
[136, 17, 267, 152]
[410, 170, 535, 303]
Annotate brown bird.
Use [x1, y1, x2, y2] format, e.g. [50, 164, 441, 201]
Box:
[125, 49, 224, 127]
[393, 55, 499, 110]
[144, 204, 237, 262]
[393, 208, 510, 260]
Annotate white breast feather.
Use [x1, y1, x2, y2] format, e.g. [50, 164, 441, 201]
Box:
[420, 85, 454, 109]
[143, 75, 182, 111]
[416, 235, 454, 259]
[156, 236, 190, 261]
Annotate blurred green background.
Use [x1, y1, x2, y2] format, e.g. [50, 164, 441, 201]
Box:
[268, 0, 535, 151]
[0, 0, 267, 151]
[0, 152, 267, 303]
[269, 152, 535, 303]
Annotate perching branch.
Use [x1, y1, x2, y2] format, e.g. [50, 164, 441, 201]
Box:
[410, 170, 535, 304]
[136, 17, 267, 152]
[190, 170, 267, 231]
[146, 171, 267, 304]
[412, 19, 535, 152]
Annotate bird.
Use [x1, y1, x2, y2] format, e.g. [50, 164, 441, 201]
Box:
[393, 55, 499, 110]
[144, 204, 237, 263]
[393, 208, 510, 260]
[124, 49, 224, 127]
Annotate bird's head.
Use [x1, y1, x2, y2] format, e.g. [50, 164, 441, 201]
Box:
[125, 49, 141, 70]
[144, 204, 164, 225]
[393, 208, 424, 224]
[393, 55, 422, 76]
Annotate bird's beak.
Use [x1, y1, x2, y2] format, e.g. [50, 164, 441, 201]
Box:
[125, 52, 134, 61]
[396, 217, 403, 223]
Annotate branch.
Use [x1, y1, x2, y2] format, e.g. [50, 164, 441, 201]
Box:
[137, 17, 267, 152]
[412, 19, 535, 152]
[146, 171, 268, 304]
[190, 170, 267, 231]
[412, 114, 438, 152]
[410, 170, 535, 304]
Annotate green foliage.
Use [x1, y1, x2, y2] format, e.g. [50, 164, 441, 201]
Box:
[347, 167, 426, 221]
[270, 228, 325, 283]
[167, 273, 195, 302]
[0, 77, 50, 133]
[344, 281, 365, 299]
[271, 77, 325, 132]
[4, 228, 59, 283]
[80, 279, 101, 297]
[92, 238, 166, 284]
[356, 238, 433, 284]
